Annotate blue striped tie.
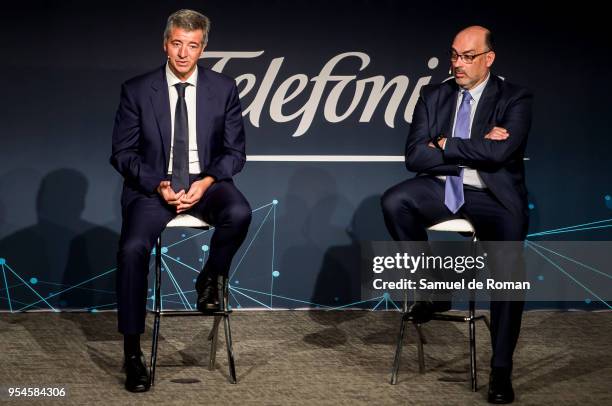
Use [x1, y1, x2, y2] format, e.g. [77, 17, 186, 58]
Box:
[444, 90, 472, 213]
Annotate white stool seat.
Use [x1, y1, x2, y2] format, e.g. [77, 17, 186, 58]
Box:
[427, 219, 474, 233]
[165, 214, 209, 228]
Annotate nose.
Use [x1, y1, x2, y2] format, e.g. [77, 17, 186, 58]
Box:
[178, 45, 188, 58]
[452, 58, 465, 70]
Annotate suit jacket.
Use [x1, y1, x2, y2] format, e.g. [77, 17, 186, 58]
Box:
[110, 64, 246, 208]
[405, 74, 533, 218]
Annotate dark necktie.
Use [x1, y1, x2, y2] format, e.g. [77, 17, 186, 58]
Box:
[444, 90, 473, 213]
[172, 82, 190, 193]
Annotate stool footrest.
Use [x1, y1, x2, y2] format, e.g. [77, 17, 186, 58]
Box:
[429, 313, 471, 322]
[151, 310, 233, 317]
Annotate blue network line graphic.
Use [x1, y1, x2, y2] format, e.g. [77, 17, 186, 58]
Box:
[3, 262, 58, 312]
[228, 202, 276, 281]
[527, 217, 612, 238]
[1, 263, 12, 312]
[270, 200, 277, 308]
[526, 241, 612, 280]
[525, 241, 612, 310]
[2, 209, 612, 313]
[521, 215, 612, 308]
[146, 199, 372, 312]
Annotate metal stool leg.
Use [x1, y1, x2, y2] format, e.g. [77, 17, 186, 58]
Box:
[219, 275, 237, 383]
[224, 313, 237, 384]
[482, 315, 491, 331]
[416, 322, 427, 344]
[150, 236, 162, 386]
[390, 314, 408, 385]
[468, 233, 478, 391]
[469, 299, 477, 392]
[415, 323, 425, 374]
[208, 316, 221, 370]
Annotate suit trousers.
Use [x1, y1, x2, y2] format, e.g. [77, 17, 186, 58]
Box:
[116, 176, 251, 335]
[381, 175, 527, 369]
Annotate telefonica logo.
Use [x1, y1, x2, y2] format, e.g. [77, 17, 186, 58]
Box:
[203, 52, 443, 138]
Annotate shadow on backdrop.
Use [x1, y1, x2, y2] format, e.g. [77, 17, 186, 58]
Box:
[304, 194, 390, 348]
[0, 169, 119, 312]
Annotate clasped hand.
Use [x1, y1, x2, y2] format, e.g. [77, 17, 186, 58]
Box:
[157, 177, 214, 213]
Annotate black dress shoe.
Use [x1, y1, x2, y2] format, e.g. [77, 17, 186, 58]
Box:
[403, 300, 452, 323]
[488, 368, 514, 404]
[124, 351, 150, 393]
[195, 271, 220, 313]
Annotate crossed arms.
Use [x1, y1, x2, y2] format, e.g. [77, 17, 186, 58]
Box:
[405, 87, 533, 175]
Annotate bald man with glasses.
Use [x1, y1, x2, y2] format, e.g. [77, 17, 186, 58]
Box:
[382, 26, 533, 404]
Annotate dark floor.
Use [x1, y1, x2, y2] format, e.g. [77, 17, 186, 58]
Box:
[0, 310, 610, 405]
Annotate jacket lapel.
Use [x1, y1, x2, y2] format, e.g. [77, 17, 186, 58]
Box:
[436, 80, 459, 138]
[471, 75, 500, 139]
[150, 66, 172, 168]
[196, 67, 214, 168]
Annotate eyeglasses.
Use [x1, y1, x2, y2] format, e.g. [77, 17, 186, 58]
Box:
[450, 50, 491, 64]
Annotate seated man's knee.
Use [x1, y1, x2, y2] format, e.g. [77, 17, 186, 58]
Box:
[381, 187, 407, 218]
[223, 202, 252, 230]
[118, 238, 150, 261]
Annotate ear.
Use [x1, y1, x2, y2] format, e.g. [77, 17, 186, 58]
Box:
[486, 51, 496, 68]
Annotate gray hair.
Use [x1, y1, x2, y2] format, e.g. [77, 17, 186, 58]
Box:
[163, 9, 211, 46]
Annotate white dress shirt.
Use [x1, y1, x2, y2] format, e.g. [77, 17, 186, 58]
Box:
[438, 73, 490, 188]
[166, 63, 201, 174]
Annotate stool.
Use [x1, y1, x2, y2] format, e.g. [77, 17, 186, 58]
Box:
[390, 219, 490, 390]
[150, 214, 237, 386]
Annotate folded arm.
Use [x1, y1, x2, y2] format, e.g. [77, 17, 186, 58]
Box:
[404, 95, 461, 176]
[443, 89, 533, 167]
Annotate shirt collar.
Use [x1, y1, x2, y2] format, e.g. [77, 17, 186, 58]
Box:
[461, 72, 490, 103]
[165, 62, 198, 88]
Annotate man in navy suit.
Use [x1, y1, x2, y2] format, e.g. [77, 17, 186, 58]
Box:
[382, 26, 532, 404]
[110, 9, 251, 392]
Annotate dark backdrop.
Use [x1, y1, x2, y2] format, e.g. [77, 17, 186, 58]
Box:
[1, 1, 610, 311]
